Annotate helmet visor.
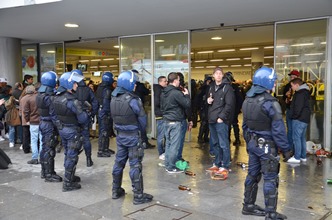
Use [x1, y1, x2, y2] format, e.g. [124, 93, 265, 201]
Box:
[68, 72, 84, 83]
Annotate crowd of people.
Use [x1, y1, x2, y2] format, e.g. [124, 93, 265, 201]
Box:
[0, 65, 315, 219]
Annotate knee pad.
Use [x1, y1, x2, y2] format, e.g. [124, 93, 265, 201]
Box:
[129, 146, 144, 161]
[261, 158, 280, 174]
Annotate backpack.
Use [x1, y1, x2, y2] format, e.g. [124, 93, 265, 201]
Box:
[0, 148, 12, 169]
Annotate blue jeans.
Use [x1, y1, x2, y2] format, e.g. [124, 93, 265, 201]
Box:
[292, 120, 308, 160]
[8, 126, 15, 144]
[164, 121, 182, 170]
[286, 110, 293, 151]
[177, 119, 187, 160]
[30, 124, 42, 160]
[209, 122, 230, 169]
[156, 119, 165, 156]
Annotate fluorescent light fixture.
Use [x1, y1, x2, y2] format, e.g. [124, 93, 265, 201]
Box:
[304, 53, 323, 56]
[220, 65, 228, 68]
[243, 57, 252, 60]
[217, 49, 235, 53]
[206, 66, 216, 68]
[64, 23, 79, 28]
[231, 65, 242, 67]
[289, 62, 301, 64]
[91, 59, 101, 62]
[47, 50, 55, 53]
[112, 70, 118, 72]
[210, 59, 224, 62]
[155, 39, 165, 43]
[114, 45, 119, 48]
[291, 43, 314, 47]
[211, 36, 222, 40]
[283, 54, 299, 58]
[194, 66, 204, 68]
[276, 45, 285, 48]
[244, 64, 252, 67]
[239, 47, 259, 51]
[109, 65, 118, 67]
[306, 61, 320, 63]
[264, 63, 270, 65]
[99, 66, 107, 68]
[264, 46, 274, 49]
[26, 48, 35, 52]
[79, 60, 89, 62]
[103, 58, 114, 61]
[90, 66, 98, 69]
[116, 58, 120, 60]
[321, 42, 326, 45]
[276, 63, 285, 65]
[197, 51, 214, 54]
[226, 58, 240, 61]
[58, 61, 64, 64]
[161, 54, 176, 57]
[264, 56, 274, 59]
[195, 60, 207, 63]
[190, 52, 194, 55]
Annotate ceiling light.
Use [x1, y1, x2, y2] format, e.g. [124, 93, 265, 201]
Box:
[190, 52, 194, 55]
[304, 53, 323, 56]
[64, 23, 79, 28]
[197, 51, 214, 54]
[217, 49, 235, 52]
[99, 66, 107, 68]
[291, 43, 314, 47]
[231, 65, 242, 67]
[155, 39, 165, 43]
[211, 36, 222, 40]
[220, 65, 228, 68]
[276, 45, 285, 48]
[90, 66, 98, 69]
[206, 66, 216, 68]
[161, 54, 176, 57]
[47, 50, 55, 53]
[194, 66, 204, 69]
[112, 70, 118, 72]
[289, 62, 302, 64]
[264, 63, 270, 65]
[26, 48, 35, 52]
[91, 59, 101, 62]
[276, 63, 285, 65]
[244, 64, 252, 67]
[210, 59, 224, 62]
[243, 57, 252, 60]
[103, 58, 114, 61]
[306, 61, 320, 63]
[264, 56, 274, 59]
[264, 46, 274, 49]
[283, 54, 299, 58]
[79, 60, 89, 62]
[58, 61, 64, 64]
[321, 42, 326, 45]
[239, 47, 259, 51]
[195, 60, 207, 63]
[109, 65, 118, 67]
[226, 58, 240, 61]
[114, 45, 119, 48]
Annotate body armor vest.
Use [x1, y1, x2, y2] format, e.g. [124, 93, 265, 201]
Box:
[76, 85, 90, 110]
[36, 93, 50, 117]
[53, 92, 78, 125]
[96, 83, 111, 106]
[111, 93, 138, 126]
[242, 93, 276, 131]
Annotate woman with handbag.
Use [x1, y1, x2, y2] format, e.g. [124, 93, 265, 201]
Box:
[5, 87, 21, 148]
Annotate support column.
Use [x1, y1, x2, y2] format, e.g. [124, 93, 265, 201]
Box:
[0, 37, 22, 86]
[251, 48, 264, 76]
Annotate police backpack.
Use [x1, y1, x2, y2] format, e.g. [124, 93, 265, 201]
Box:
[0, 148, 12, 169]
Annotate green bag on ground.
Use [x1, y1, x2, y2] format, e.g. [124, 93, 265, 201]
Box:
[176, 160, 189, 171]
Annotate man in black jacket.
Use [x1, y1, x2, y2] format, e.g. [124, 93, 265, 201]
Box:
[206, 67, 235, 173]
[287, 78, 311, 163]
[161, 72, 191, 173]
[153, 76, 167, 160]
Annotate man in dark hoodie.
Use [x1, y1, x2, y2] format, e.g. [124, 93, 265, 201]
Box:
[161, 72, 191, 173]
[241, 66, 291, 219]
[206, 67, 235, 173]
[287, 78, 311, 163]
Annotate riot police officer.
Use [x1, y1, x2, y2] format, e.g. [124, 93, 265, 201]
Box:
[71, 69, 98, 167]
[111, 70, 153, 205]
[53, 72, 89, 192]
[242, 67, 292, 220]
[37, 71, 62, 182]
[96, 72, 115, 157]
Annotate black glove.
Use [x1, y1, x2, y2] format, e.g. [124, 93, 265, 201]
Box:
[283, 150, 292, 162]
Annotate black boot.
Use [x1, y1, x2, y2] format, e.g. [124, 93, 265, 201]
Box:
[242, 204, 265, 216]
[40, 162, 45, 179]
[44, 159, 62, 182]
[106, 148, 115, 154]
[112, 188, 125, 199]
[63, 168, 81, 192]
[97, 150, 111, 157]
[112, 173, 125, 199]
[265, 212, 287, 220]
[86, 156, 94, 167]
[133, 193, 153, 205]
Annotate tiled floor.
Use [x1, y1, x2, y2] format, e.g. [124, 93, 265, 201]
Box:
[1, 127, 332, 220]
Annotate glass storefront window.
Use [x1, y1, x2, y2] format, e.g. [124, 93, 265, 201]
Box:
[275, 19, 328, 146]
[40, 43, 64, 75]
[21, 44, 38, 83]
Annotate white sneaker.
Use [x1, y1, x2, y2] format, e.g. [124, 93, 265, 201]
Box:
[300, 158, 307, 162]
[0, 136, 5, 141]
[4, 133, 9, 139]
[159, 153, 165, 161]
[287, 156, 300, 163]
[9, 142, 14, 148]
[19, 145, 23, 150]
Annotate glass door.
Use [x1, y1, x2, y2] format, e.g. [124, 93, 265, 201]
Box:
[275, 18, 330, 148]
[39, 43, 65, 77]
